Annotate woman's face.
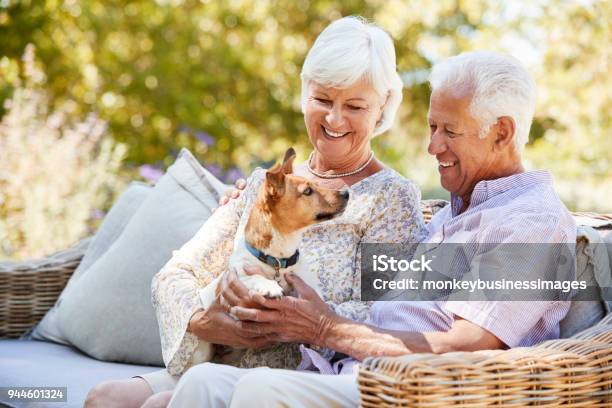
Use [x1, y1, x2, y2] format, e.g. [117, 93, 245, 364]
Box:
[304, 80, 385, 164]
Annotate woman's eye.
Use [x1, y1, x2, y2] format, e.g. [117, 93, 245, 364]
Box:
[302, 187, 312, 196]
[348, 105, 363, 110]
[315, 98, 330, 105]
[429, 125, 437, 133]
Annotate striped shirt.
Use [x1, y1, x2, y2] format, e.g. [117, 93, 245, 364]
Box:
[299, 170, 576, 374]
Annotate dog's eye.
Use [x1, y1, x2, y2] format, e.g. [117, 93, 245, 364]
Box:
[302, 187, 312, 196]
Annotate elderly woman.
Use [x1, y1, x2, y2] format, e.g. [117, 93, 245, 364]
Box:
[85, 16, 425, 408]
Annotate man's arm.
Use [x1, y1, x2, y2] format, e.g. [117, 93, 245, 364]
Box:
[231, 274, 506, 361]
[320, 315, 506, 361]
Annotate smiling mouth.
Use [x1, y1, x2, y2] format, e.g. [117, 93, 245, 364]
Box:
[322, 126, 350, 139]
[438, 161, 457, 169]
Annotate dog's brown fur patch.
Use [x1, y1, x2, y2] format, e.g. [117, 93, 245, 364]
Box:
[245, 198, 274, 249]
[245, 147, 348, 247]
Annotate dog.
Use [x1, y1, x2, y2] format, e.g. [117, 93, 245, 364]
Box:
[191, 147, 349, 365]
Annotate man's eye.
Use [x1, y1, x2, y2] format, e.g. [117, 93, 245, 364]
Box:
[348, 105, 363, 110]
[429, 125, 437, 133]
[315, 98, 331, 105]
[302, 187, 312, 196]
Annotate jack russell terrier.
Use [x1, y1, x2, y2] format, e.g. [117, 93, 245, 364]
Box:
[192, 147, 349, 365]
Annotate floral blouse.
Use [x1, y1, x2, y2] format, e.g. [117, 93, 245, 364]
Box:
[151, 166, 427, 375]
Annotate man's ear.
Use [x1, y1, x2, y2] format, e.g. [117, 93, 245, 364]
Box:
[265, 163, 285, 197]
[494, 116, 516, 151]
[281, 147, 296, 174]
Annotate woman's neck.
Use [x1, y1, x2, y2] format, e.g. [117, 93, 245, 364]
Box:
[311, 150, 372, 174]
[294, 160, 384, 189]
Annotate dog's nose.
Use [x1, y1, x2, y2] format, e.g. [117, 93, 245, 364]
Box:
[340, 190, 350, 200]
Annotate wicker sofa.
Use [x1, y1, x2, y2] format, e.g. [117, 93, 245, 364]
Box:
[0, 238, 163, 408]
[357, 208, 612, 407]
[1, 202, 611, 408]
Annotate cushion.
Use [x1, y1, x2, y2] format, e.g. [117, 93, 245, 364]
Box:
[0, 339, 161, 408]
[56, 148, 226, 366]
[31, 182, 151, 345]
[559, 226, 610, 337]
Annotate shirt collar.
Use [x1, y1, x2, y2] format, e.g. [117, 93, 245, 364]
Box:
[450, 170, 553, 217]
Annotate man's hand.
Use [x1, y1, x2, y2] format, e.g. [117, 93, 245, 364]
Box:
[212, 178, 247, 212]
[187, 300, 273, 349]
[230, 273, 338, 348]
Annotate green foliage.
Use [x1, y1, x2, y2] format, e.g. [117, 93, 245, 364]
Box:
[0, 0, 515, 172]
[523, 1, 611, 210]
[0, 0, 610, 259]
[0, 45, 126, 260]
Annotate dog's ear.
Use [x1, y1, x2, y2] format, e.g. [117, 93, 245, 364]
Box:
[281, 147, 296, 175]
[265, 163, 285, 198]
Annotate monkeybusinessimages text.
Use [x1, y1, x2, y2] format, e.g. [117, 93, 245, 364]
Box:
[371, 254, 586, 294]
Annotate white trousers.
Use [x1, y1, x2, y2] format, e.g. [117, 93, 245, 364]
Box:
[166, 363, 361, 408]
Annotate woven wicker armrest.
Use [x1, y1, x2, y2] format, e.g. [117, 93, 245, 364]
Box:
[0, 238, 90, 339]
[358, 314, 612, 407]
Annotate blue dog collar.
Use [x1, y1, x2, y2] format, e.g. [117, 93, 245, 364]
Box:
[244, 241, 299, 271]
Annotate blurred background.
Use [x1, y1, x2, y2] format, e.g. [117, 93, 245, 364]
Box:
[0, 0, 610, 260]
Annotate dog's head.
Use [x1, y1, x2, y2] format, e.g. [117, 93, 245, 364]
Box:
[264, 147, 349, 234]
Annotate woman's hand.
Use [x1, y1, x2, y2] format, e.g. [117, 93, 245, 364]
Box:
[187, 300, 273, 349]
[212, 178, 247, 212]
[188, 267, 271, 348]
[230, 271, 339, 348]
[218, 266, 263, 310]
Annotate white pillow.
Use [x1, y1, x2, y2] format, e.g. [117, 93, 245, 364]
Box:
[56, 149, 228, 365]
[31, 182, 151, 345]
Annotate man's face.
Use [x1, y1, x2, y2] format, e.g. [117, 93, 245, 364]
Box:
[427, 89, 500, 200]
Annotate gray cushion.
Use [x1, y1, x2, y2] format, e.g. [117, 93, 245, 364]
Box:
[31, 182, 151, 345]
[0, 339, 160, 408]
[559, 226, 609, 337]
[56, 148, 226, 366]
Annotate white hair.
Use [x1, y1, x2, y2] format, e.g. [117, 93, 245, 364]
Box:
[428, 51, 537, 151]
[300, 16, 403, 137]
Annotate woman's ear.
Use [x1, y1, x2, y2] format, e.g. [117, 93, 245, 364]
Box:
[376, 91, 390, 127]
[494, 116, 516, 151]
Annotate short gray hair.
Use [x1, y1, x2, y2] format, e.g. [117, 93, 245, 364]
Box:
[300, 16, 403, 137]
[428, 51, 537, 150]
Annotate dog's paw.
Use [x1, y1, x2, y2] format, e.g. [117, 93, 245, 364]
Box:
[245, 277, 284, 299]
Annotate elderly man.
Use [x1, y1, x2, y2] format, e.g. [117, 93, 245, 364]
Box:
[167, 51, 576, 407]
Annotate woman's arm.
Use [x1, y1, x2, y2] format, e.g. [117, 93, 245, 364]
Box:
[151, 170, 266, 375]
[186, 302, 272, 349]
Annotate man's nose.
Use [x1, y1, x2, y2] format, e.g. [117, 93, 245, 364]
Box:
[427, 131, 447, 156]
[325, 105, 345, 128]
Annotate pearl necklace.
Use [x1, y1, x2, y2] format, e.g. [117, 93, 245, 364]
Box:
[307, 151, 375, 179]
